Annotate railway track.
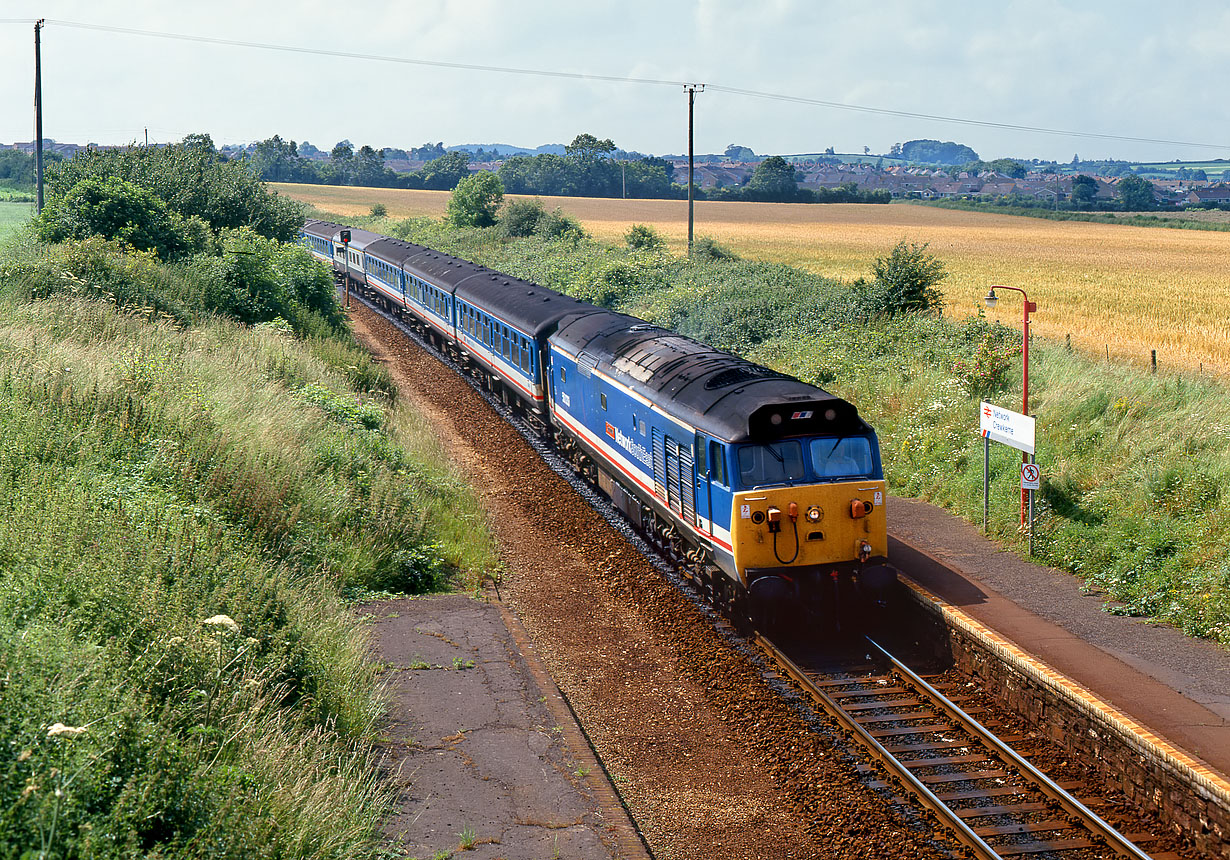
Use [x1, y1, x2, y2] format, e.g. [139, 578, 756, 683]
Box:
[759, 635, 1176, 860]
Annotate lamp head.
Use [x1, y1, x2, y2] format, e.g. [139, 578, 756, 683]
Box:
[984, 289, 998, 309]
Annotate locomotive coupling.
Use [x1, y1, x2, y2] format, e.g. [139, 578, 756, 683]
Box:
[787, 501, 798, 522]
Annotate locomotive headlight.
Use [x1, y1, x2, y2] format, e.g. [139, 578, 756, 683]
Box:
[805, 505, 823, 523]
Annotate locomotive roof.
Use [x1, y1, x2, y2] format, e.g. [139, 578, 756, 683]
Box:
[552, 310, 868, 443]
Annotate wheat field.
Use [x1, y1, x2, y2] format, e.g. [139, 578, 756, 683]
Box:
[277, 183, 1230, 374]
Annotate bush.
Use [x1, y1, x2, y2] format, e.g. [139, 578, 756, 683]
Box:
[498, 197, 546, 238]
[865, 240, 947, 316]
[44, 140, 304, 242]
[191, 227, 343, 333]
[369, 202, 388, 218]
[537, 207, 584, 241]
[690, 235, 739, 260]
[33, 176, 209, 261]
[625, 223, 665, 251]
[447, 172, 505, 228]
[953, 332, 1020, 398]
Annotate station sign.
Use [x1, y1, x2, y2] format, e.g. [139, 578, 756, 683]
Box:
[980, 402, 1035, 455]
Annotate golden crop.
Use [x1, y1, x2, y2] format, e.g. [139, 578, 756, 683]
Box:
[277, 184, 1230, 374]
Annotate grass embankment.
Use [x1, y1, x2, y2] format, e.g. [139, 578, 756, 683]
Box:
[0, 201, 34, 239]
[318, 209, 1229, 646]
[278, 184, 1230, 376]
[0, 235, 497, 857]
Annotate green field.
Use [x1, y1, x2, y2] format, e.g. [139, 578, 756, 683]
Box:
[1135, 160, 1230, 179]
[0, 201, 33, 238]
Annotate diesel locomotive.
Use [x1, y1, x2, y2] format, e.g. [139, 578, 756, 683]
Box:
[300, 218, 893, 630]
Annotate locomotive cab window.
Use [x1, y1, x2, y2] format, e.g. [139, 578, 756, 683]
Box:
[810, 436, 874, 480]
[737, 441, 804, 488]
[600, 392, 607, 410]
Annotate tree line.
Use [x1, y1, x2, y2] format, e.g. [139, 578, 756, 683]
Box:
[242, 132, 889, 204]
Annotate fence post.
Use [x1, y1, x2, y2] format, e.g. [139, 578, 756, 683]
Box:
[1151, 349, 1157, 374]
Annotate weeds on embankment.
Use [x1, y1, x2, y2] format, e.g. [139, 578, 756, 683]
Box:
[357, 210, 1229, 646]
[0, 235, 497, 858]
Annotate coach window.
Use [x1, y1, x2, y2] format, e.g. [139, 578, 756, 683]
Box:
[519, 340, 530, 373]
[559, 367, 566, 383]
[600, 392, 607, 410]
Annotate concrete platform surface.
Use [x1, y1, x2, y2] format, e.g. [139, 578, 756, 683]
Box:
[360, 594, 647, 860]
[888, 495, 1230, 781]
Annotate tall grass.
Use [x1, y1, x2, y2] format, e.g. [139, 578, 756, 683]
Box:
[0, 236, 499, 857]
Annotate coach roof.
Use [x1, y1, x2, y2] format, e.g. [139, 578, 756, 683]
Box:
[401, 250, 598, 336]
[366, 236, 431, 268]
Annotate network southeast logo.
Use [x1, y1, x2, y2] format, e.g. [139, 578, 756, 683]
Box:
[606, 422, 651, 468]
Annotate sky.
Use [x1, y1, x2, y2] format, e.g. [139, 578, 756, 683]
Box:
[2, 1, 1228, 164]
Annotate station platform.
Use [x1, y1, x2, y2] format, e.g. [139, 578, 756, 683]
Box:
[888, 495, 1230, 783]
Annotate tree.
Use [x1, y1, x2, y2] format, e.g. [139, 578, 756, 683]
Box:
[724, 144, 756, 160]
[745, 155, 800, 201]
[1117, 174, 1156, 211]
[420, 151, 472, 190]
[900, 139, 979, 165]
[411, 141, 446, 161]
[565, 133, 616, 164]
[447, 171, 504, 227]
[249, 135, 304, 183]
[1071, 174, 1098, 207]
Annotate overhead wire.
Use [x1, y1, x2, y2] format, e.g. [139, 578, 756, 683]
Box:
[12, 18, 1230, 152]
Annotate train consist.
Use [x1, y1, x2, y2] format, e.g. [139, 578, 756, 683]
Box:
[301, 219, 894, 630]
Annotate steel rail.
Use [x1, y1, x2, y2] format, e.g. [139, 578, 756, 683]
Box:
[755, 634, 1005, 860]
[864, 637, 1155, 860]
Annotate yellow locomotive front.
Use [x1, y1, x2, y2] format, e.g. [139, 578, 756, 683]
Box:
[725, 434, 893, 631]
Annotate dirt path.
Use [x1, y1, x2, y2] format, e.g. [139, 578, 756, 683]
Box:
[349, 301, 951, 859]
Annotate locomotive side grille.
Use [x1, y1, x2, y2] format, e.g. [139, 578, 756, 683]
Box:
[680, 446, 696, 525]
[652, 428, 666, 500]
[666, 438, 682, 516]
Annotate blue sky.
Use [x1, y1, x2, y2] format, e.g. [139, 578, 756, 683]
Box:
[2, 0, 1228, 163]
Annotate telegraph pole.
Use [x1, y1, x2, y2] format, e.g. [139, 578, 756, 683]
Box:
[685, 84, 704, 255]
[34, 18, 45, 213]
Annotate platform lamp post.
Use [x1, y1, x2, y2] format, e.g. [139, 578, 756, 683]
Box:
[984, 285, 1037, 526]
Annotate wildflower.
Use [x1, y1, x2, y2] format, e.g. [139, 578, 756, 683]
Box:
[202, 614, 239, 634]
[46, 723, 86, 739]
